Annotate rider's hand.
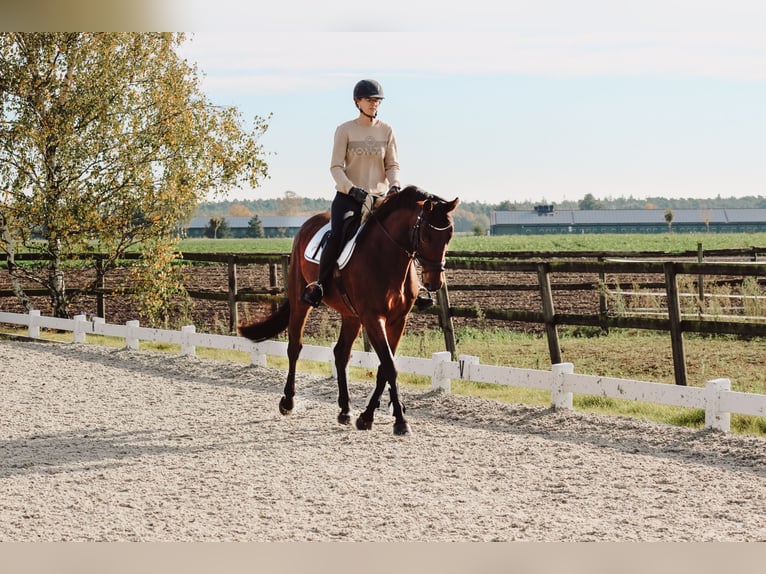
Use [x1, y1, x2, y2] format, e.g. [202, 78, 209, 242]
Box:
[387, 185, 400, 196]
[348, 186, 368, 204]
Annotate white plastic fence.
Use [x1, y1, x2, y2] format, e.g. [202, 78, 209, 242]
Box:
[2, 310, 765, 434]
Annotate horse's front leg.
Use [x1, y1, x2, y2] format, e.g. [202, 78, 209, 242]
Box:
[356, 365, 388, 431]
[356, 320, 411, 436]
[358, 364, 410, 435]
[335, 316, 361, 425]
[387, 372, 411, 436]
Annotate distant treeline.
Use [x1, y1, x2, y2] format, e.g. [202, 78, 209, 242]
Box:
[195, 192, 766, 235]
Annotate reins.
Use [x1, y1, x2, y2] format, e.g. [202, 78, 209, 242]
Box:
[372, 202, 451, 273]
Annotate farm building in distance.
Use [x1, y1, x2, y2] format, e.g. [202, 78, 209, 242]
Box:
[490, 205, 766, 235]
[184, 216, 311, 238]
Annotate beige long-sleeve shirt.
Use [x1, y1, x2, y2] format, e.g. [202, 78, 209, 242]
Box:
[330, 118, 400, 197]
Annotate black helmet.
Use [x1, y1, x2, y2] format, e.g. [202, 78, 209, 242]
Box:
[353, 79, 384, 100]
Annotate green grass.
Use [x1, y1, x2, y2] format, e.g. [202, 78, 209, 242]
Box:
[178, 232, 766, 255]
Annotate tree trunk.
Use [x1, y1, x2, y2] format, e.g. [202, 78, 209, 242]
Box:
[48, 238, 69, 318]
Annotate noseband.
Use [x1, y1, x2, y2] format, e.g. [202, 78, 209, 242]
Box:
[375, 205, 452, 273]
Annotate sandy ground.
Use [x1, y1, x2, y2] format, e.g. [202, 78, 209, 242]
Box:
[1, 338, 765, 542]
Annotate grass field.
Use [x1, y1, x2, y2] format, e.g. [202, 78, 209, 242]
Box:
[177, 232, 766, 255]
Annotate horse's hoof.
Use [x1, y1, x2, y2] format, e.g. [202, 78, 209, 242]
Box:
[356, 415, 373, 431]
[393, 421, 412, 436]
[279, 396, 294, 416]
[337, 412, 352, 426]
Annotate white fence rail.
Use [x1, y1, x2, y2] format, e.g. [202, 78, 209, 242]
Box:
[2, 310, 765, 433]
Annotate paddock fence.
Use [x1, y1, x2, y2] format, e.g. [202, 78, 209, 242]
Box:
[3, 245, 766, 387]
[2, 309, 765, 434]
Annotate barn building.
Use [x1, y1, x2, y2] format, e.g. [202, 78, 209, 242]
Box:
[185, 216, 311, 238]
[490, 206, 766, 235]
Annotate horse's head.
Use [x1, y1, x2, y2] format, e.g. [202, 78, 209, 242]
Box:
[411, 193, 459, 292]
[371, 186, 459, 292]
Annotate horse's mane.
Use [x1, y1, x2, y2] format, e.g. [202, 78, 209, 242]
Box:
[372, 185, 443, 221]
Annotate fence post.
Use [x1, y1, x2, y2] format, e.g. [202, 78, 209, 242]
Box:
[28, 310, 41, 339]
[697, 241, 705, 319]
[431, 351, 453, 392]
[181, 325, 196, 357]
[537, 263, 562, 364]
[227, 255, 238, 334]
[250, 343, 268, 367]
[598, 256, 609, 333]
[95, 255, 106, 321]
[92, 316, 105, 336]
[664, 262, 688, 386]
[705, 378, 731, 432]
[458, 354, 479, 381]
[126, 320, 140, 350]
[281, 255, 290, 294]
[550, 362, 574, 410]
[73, 314, 88, 344]
[435, 282, 457, 359]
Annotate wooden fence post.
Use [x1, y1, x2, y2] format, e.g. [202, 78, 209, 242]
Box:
[95, 255, 106, 321]
[705, 378, 731, 432]
[227, 255, 238, 334]
[280, 255, 290, 293]
[431, 351, 453, 392]
[697, 241, 705, 318]
[126, 320, 140, 350]
[436, 283, 457, 359]
[73, 314, 88, 344]
[664, 262, 688, 386]
[181, 325, 196, 357]
[537, 263, 562, 365]
[28, 309, 41, 339]
[598, 256, 608, 333]
[550, 362, 574, 410]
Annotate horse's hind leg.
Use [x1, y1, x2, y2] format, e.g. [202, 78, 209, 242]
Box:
[334, 316, 362, 425]
[280, 286, 312, 416]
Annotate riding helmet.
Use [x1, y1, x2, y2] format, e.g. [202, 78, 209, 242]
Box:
[353, 79, 384, 100]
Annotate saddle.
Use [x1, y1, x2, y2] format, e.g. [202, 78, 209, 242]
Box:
[303, 221, 365, 268]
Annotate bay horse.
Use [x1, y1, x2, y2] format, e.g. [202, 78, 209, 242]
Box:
[239, 185, 459, 436]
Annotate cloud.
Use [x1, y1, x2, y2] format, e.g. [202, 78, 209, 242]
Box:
[172, 0, 766, 96]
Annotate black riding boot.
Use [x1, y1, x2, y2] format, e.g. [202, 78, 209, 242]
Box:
[302, 230, 343, 308]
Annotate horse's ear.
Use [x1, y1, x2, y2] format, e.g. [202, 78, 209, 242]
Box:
[447, 198, 460, 212]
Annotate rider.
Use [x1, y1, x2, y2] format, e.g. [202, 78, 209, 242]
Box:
[301, 79, 401, 308]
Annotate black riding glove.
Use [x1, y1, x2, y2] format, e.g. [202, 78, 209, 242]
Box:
[348, 186, 368, 204]
[387, 185, 400, 196]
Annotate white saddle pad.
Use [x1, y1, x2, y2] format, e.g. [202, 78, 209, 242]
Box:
[303, 222, 364, 270]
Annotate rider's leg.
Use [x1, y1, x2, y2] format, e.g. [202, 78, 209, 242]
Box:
[302, 192, 361, 307]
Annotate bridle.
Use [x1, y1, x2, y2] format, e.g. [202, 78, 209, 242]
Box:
[374, 203, 452, 273]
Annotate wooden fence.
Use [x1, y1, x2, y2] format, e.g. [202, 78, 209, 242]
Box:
[2, 309, 765, 434]
[2, 246, 766, 387]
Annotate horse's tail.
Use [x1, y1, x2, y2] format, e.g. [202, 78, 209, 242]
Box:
[238, 300, 291, 342]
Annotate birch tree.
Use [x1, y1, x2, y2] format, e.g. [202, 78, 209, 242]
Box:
[0, 33, 269, 321]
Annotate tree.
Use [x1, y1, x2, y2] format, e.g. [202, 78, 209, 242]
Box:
[247, 214, 264, 238]
[579, 193, 604, 210]
[664, 208, 674, 232]
[204, 216, 231, 239]
[0, 33, 269, 322]
[228, 203, 252, 217]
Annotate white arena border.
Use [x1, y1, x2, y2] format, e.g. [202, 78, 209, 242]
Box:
[2, 310, 765, 434]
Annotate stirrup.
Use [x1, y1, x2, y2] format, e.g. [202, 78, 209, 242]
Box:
[301, 282, 324, 308]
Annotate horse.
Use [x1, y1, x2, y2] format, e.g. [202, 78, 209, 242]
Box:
[239, 185, 459, 436]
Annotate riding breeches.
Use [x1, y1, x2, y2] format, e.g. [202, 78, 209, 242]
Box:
[317, 191, 363, 286]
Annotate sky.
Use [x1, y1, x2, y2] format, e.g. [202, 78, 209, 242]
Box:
[170, 0, 766, 206]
